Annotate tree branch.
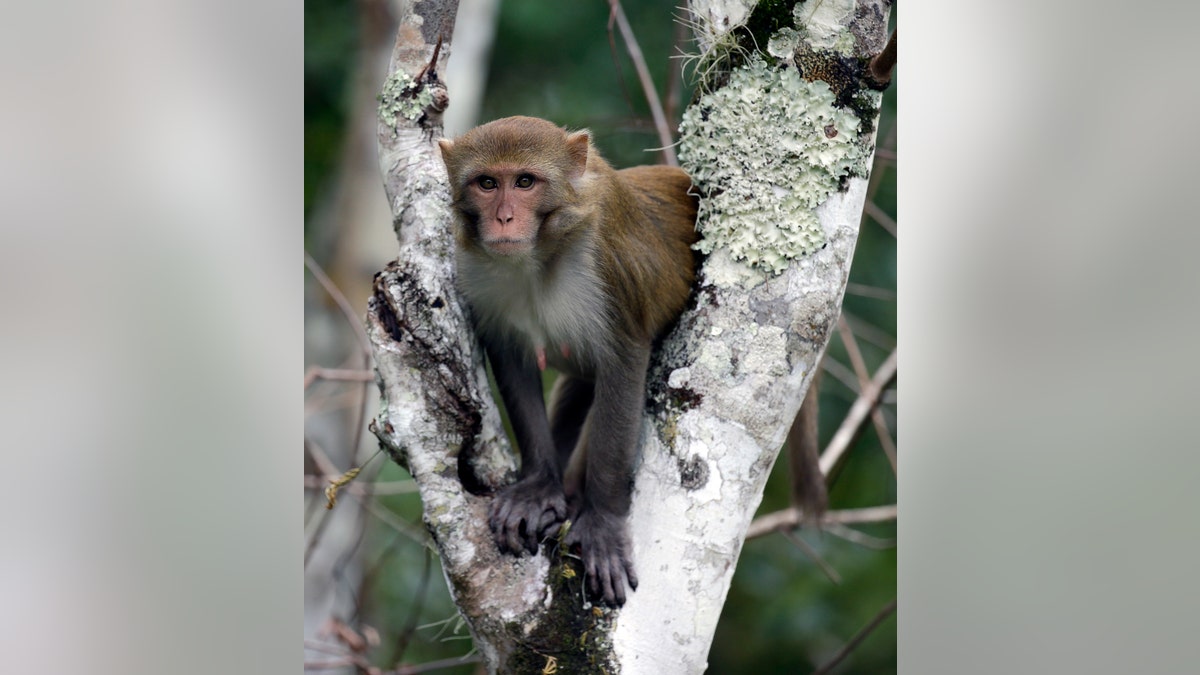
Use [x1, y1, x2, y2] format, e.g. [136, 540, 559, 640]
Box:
[747, 504, 898, 540]
[820, 350, 898, 479]
[365, 1, 893, 671]
[607, 0, 678, 166]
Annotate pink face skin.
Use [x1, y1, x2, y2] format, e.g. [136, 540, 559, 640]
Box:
[467, 166, 546, 255]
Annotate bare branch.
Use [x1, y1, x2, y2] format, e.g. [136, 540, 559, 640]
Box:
[863, 199, 896, 237]
[305, 366, 375, 390]
[811, 598, 897, 675]
[747, 505, 897, 540]
[304, 250, 372, 473]
[305, 251, 372, 357]
[303, 475, 418, 496]
[820, 351, 897, 478]
[607, 0, 678, 165]
[837, 317, 897, 472]
[392, 548, 434, 667]
[824, 522, 896, 550]
[867, 30, 897, 88]
[843, 282, 896, 301]
[780, 529, 842, 584]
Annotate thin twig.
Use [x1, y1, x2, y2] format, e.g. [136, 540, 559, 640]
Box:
[819, 350, 897, 479]
[837, 317, 897, 472]
[304, 383, 373, 417]
[843, 282, 895, 301]
[810, 598, 897, 675]
[865, 127, 894, 204]
[781, 529, 841, 584]
[867, 30, 897, 87]
[305, 366, 375, 390]
[357, 491, 432, 546]
[353, 531, 407, 624]
[304, 252, 374, 583]
[305, 652, 482, 674]
[304, 250, 372, 475]
[305, 435, 343, 482]
[303, 475, 418, 495]
[747, 505, 897, 540]
[396, 654, 483, 674]
[841, 311, 895, 352]
[607, 0, 678, 165]
[304, 437, 342, 565]
[605, 8, 636, 115]
[331, 506, 371, 618]
[663, 17, 689, 134]
[304, 658, 357, 671]
[393, 547, 434, 667]
[820, 356, 860, 395]
[305, 251, 371, 356]
[863, 200, 896, 237]
[824, 522, 896, 550]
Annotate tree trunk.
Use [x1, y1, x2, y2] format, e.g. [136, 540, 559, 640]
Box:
[366, 1, 891, 672]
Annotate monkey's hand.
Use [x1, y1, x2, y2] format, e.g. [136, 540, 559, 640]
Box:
[488, 476, 567, 556]
[565, 510, 638, 607]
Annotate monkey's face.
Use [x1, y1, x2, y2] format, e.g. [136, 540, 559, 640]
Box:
[457, 168, 548, 256]
[438, 117, 591, 259]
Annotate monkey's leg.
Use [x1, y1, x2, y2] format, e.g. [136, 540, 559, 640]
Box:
[486, 342, 568, 555]
[787, 370, 828, 523]
[563, 344, 648, 607]
[547, 374, 595, 499]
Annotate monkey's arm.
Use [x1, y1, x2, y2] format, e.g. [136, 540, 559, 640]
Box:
[486, 341, 568, 554]
[564, 342, 649, 607]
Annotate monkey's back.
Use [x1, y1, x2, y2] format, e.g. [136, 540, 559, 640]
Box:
[599, 165, 700, 343]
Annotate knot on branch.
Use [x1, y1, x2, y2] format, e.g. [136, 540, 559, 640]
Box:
[368, 262, 483, 478]
[378, 37, 449, 134]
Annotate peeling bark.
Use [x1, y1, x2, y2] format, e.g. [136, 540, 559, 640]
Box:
[365, 1, 890, 672]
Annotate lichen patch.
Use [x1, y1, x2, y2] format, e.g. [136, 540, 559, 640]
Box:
[678, 56, 870, 278]
[378, 70, 434, 130]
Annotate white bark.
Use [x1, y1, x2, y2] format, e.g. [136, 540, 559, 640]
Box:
[366, 1, 890, 672]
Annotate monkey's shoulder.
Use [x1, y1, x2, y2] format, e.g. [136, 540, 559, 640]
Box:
[614, 164, 692, 191]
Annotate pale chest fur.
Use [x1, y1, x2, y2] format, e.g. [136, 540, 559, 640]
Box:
[456, 247, 611, 373]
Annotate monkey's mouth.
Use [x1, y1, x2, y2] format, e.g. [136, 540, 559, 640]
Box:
[483, 238, 533, 256]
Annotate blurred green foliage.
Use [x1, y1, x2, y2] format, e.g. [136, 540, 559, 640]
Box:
[306, 1, 895, 673]
[304, 0, 358, 223]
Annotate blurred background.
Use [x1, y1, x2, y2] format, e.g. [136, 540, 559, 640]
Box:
[305, 1, 896, 672]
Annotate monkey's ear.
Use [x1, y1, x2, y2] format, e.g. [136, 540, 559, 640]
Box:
[565, 130, 590, 183]
[437, 139, 454, 162]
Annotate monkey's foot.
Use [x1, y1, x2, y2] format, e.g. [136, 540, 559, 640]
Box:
[488, 477, 567, 556]
[565, 511, 638, 607]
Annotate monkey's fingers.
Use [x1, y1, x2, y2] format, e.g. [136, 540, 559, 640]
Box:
[521, 516, 540, 555]
[506, 518, 529, 555]
[488, 498, 513, 542]
[583, 555, 600, 599]
[623, 557, 638, 592]
[533, 509, 561, 548]
[600, 557, 623, 607]
[489, 499, 526, 555]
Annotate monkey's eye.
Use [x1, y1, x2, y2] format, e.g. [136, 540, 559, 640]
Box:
[515, 174, 536, 189]
[477, 176, 498, 190]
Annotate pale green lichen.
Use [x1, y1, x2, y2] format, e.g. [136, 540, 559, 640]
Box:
[767, 28, 800, 60]
[795, 0, 857, 53]
[678, 56, 869, 276]
[378, 70, 433, 129]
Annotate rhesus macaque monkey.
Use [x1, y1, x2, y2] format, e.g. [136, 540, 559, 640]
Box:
[438, 116, 698, 606]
